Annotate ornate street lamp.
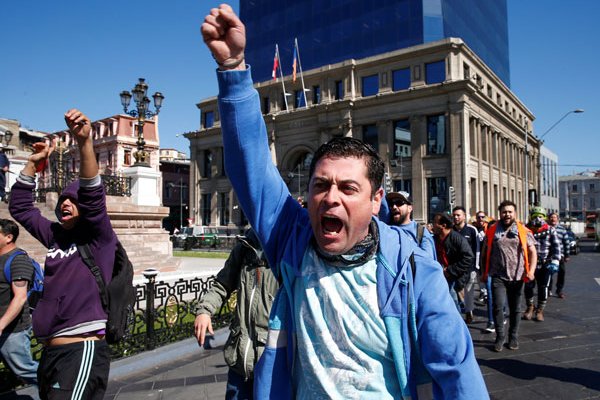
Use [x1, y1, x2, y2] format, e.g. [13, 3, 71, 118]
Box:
[119, 78, 164, 167]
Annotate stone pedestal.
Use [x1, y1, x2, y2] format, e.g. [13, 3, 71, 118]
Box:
[123, 166, 161, 206]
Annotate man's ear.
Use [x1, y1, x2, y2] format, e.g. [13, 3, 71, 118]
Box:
[372, 187, 384, 215]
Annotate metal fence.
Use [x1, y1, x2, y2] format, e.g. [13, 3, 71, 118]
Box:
[0, 273, 232, 392]
[32, 174, 132, 203]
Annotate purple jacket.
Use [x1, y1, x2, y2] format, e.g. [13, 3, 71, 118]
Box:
[9, 177, 117, 339]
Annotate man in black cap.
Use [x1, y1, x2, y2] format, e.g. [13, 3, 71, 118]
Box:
[384, 191, 436, 259]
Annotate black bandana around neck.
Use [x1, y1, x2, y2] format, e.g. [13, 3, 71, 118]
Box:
[314, 220, 380, 267]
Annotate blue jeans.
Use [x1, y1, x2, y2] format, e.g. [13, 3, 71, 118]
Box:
[486, 276, 494, 322]
[226, 369, 253, 400]
[0, 326, 38, 384]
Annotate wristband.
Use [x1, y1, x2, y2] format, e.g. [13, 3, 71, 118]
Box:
[215, 53, 245, 69]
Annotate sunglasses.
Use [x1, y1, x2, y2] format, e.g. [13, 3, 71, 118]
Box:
[390, 200, 409, 207]
[477, 215, 486, 219]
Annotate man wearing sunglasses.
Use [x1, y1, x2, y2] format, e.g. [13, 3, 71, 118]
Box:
[384, 191, 436, 260]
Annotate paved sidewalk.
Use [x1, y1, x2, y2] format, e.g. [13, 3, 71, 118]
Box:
[5, 242, 600, 399]
[105, 329, 229, 400]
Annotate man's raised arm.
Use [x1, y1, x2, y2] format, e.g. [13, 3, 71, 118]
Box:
[64, 109, 97, 179]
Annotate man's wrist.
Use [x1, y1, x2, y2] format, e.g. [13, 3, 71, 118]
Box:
[215, 53, 245, 70]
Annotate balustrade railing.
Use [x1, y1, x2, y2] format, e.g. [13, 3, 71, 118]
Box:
[0, 273, 231, 392]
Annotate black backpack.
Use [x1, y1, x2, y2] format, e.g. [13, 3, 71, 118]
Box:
[78, 241, 136, 344]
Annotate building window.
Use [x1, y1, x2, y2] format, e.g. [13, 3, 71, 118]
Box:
[572, 198, 578, 209]
[294, 90, 306, 108]
[469, 118, 477, 157]
[219, 192, 230, 226]
[164, 183, 172, 199]
[463, 63, 471, 80]
[201, 193, 212, 226]
[487, 85, 493, 98]
[361, 74, 378, 97]
[220, 147, 226, 177]
[425, 60, 445, 84]
[590, 198, 596, 209]
[203, 111, 214, 129]
[393, 119, 411, 159]
[262, 96, 270, 114]
[202, 150, 213, 178]
[393, 179, 411, 195]
[124, 149, 131, 166]
[312, 85, 321, 104]
[590, 183, 595, 191]
[426, 114, 446, 155]
[481, 127, 488, 162]
[427, 177, 448, 222]
[572, 184, 578, 192]
[108, 151, 113, 167]
[392, 68, 411, 91]
[281, 92, 288, 111]
[362, 124, 378, 152]
[491, 133, 498, 166]
[335, 80, 344, 100]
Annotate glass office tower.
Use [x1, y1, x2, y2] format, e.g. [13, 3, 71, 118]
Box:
[242, 0, 510, 86]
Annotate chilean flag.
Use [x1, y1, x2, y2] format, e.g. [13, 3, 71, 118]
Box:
[272, 48, 279, 81]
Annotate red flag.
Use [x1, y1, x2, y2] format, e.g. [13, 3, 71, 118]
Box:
[292, 46, 298, 83]
[272, 49, 279, 80]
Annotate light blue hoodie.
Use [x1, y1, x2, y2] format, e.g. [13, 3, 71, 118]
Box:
[216, 67, 489, 400]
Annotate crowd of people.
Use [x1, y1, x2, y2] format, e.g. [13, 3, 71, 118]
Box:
[0, 4, 578, 399]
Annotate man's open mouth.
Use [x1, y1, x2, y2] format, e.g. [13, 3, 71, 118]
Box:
[322, 215, 343, 234]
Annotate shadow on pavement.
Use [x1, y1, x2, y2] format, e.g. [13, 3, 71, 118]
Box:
[478, 357, 600, 392]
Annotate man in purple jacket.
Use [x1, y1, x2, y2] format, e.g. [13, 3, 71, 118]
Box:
[9, 109, 116, 400]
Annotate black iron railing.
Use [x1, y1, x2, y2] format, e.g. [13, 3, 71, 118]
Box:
[0, 274, 233, 392]
[30, 174, 132, 204]
[101, 174, 132, 197]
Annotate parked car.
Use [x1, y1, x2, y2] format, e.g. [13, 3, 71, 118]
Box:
[565, 230, 580, 255]
[197, 227, 220, 248]
[172, 227, 194, 249]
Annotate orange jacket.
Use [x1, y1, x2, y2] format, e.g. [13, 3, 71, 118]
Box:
[482, 221, 531, 282]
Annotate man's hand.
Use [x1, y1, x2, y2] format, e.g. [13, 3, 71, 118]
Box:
[201, 4, 246, 70]
[194, 314, 214, 346]
[64, 109, 91, 142]
[24, 142, 54, 176]
[527, 270, 535, 281]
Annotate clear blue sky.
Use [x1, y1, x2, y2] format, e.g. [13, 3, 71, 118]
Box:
[1, 1, 597, 176]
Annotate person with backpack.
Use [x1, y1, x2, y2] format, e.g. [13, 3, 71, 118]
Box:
[523, 206, 562, 322]
[9, 109, 117, 399]
[380, 191, 437, 260]
[200, 5, 488, 398]
[0, 218, 39, 386]
[194, 228, 279, 399]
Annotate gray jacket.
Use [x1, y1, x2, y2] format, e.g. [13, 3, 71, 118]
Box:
[195, 230, 279, 379]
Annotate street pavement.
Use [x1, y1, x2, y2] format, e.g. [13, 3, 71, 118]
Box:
[5, 242, 600, 399]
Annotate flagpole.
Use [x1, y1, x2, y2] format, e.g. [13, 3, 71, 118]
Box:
[295, 38, 309, 109]
[276, 44, 290, 111]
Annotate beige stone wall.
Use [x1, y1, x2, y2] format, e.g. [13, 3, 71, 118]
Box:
[190, 38, 539, 227]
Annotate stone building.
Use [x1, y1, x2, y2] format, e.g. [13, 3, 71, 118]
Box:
[559, 173, 600, 221]
[159, 149, 190, 233]
[187, 38, 539, 230]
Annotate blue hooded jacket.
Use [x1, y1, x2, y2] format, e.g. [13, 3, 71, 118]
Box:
[216, 68, 488, 399]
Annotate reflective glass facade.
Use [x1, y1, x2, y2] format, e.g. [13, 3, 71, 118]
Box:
[242, 0, 509, 85]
